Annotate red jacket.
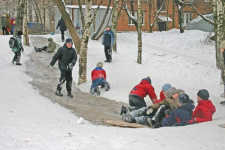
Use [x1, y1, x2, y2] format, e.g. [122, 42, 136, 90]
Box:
[129, 79, 157, 103]
[154, 91, 165, 104]
[91, 67, 106, 81]
[192, 100, 216, 123]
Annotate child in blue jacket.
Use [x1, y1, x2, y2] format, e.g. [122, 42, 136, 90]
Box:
[155, 94, 195, 128]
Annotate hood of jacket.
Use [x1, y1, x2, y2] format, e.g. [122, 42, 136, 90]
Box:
[181, 103, 195, 113]
[48, 38, 53, 42]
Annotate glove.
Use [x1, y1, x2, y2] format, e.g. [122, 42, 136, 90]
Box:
[146, 107, 154, 115]
[68, 63, 73, 70]
[47, 64, 53, 68]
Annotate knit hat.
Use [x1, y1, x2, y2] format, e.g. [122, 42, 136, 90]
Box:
[17, 31, 23, 36]
[197, 89, 209, 100]
[96, 62, 103, 68]
[166, 87, 177, 98]
[144, 76, 151, 84]
[178, 94, 190, 106]
[106, 25, 111, 28]
[162, 83, 172, 92]
[66, 38, 73, 44]
[220, 41, 225, 49]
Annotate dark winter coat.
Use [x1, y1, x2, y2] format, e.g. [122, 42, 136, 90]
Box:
[56, 18, 67, 31]
[91, 67, 106, 82]
[50, 44, 77, 71]
[129, 79, 157, 104]
[192, 100, 216, 123]
[102, 29, 114, 46]
[11, 36, 22, 52]
[162, 103, 195, 126]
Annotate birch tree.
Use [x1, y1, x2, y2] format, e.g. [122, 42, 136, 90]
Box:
[174, 0, 185, 33]
[150, 2, 165, 33]
[137, 0, 142, 64]
[112, 0, 119, 52]
[78, 0, 103, 85]
[23, 0, 29, 46]
[14, 0, 25, 35]
[55, 0, 81, 52]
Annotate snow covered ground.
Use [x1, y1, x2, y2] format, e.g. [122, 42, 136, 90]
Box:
[0, 29, 225, 150]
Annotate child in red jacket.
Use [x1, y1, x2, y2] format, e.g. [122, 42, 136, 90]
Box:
[192, 89, 216, 123]
[90, 62, 110, 96]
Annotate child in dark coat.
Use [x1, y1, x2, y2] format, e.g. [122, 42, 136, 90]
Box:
[90, 62, 110, 96]
[191, 89, 216, 123]
[160, 94, 195, 128]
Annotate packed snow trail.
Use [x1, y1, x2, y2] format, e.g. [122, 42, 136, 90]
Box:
[26, 36, 126, 125]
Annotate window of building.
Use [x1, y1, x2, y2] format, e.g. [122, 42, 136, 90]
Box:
[128, 12, 144, 25]
[157, 0, 165, 11]
[183, 13, 193, 26]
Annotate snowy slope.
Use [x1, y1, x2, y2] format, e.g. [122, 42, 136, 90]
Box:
[0, 29, 225, 150]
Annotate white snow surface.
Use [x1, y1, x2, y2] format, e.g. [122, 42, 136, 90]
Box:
[1, 29, 225, 150]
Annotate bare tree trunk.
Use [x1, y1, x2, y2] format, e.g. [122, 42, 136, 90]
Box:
[137, 0, 142, 64]
[216, 0, 224, 69]
[148, 0, 152, 33]
[78, 0, 92, 85]
[172, 0, 175, 28]
[78, 0, 85, 30]
[15, 0, 25, 35]
[55, 0, 81, 53]
[95, 10, 113, 40]
[150, 2, 165, 33]
[174, 0, 184, 33]
[166, 0, 169, 30]
[32, 0, 43, 25]
[123, 3, 138, 31]
[112, 0, 118, 52]
[91, 0, 110, 40]
[23, 0, 29, 45]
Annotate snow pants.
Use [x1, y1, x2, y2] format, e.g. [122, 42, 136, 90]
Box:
[129, 95, 147, 110]
[104, 46, 112, 62]
[13, 51, 21, 63]
[90, 78, 108, 91]
[128, 107, 149, 125]
[57, 70, 72, 92]
[61, 30, 65, 41]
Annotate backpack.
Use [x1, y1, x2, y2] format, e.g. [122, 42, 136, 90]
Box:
[9, 36, 18, 48]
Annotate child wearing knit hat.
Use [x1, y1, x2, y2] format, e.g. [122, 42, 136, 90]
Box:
[192, 89, 216, 123]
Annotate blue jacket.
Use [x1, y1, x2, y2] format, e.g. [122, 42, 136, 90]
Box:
[102, 29, 114, 46]
[162, 103, 195, 126]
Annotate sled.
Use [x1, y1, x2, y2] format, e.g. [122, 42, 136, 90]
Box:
[218, 123, 225, 128]
[103, 120, 150, 128]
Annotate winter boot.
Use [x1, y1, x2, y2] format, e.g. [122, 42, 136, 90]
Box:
[153, 122, 162, 128]
[119, 105, 127, 115]
[16, 62, 22, 65]
[104, 82, 110, 91]
[147, 118, 155, 127]
[95, 87, 100, 96]
[122, 114, 136, 123]
[67, 91, 73, 98]
[220, 100, 225, 105]
[55, 90, 63, 97]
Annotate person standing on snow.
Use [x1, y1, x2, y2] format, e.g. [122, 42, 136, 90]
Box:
[56, 17, 67, 42]
[102, 25, 114, 63]
[90, 62, 110, 96]
[11, 31, 24, 65]
[1, 15, 7, 35]
[49, 38, 77, 98]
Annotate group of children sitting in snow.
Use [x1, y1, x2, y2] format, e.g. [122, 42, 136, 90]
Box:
[120, 77, 216, 128]
[89, 62, 216, 128]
